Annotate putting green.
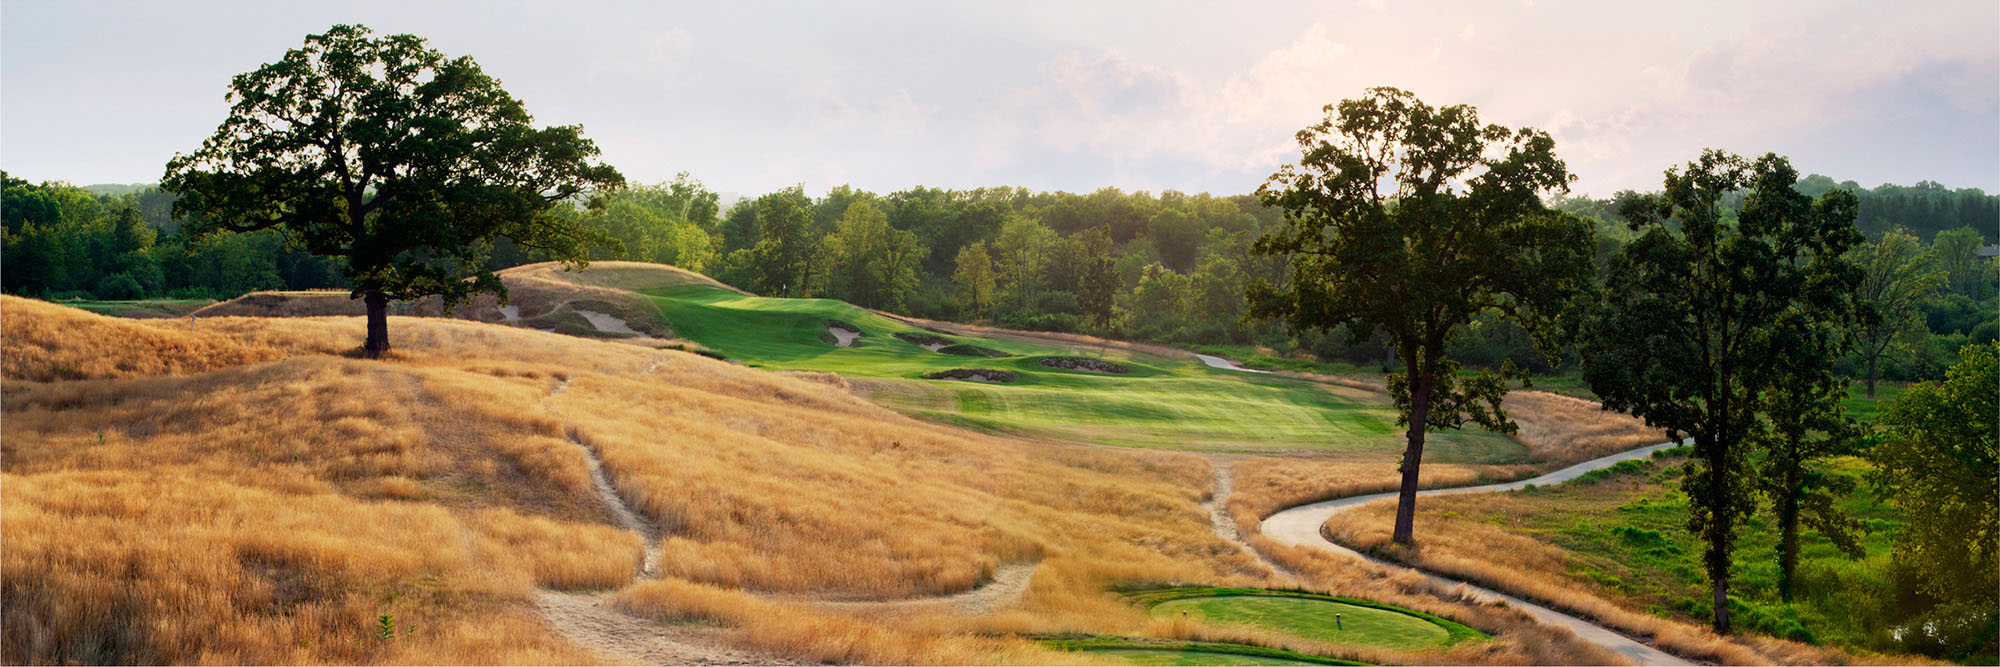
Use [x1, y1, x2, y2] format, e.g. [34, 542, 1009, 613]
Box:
[633, 283, 1522, 458]
[1085, 648, 1331, 665]
[1124, 588, 1485, 651]
[1153, 596, 1449, 650]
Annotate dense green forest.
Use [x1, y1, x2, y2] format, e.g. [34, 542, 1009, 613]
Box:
[4, 170, 1994, 384]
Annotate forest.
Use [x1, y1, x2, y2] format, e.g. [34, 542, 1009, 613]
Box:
[3, 169, 1994, 386]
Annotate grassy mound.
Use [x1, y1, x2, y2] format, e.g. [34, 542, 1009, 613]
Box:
[1123, 587, 1485, 651]
[0, 298, 1242, 665]
[1041, 635, 1370, 666]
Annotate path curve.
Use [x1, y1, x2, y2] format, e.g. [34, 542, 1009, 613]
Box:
[1261, 441, 1693, 666]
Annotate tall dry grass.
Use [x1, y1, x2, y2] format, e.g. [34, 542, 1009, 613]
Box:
[4, 298, 1630, 665]
[1502, 390, 1668, 466]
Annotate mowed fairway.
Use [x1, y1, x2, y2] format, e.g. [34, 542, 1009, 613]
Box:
[636, 284, 1520, 458]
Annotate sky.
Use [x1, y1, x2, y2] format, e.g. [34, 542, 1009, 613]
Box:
[3, 0, 1996, 200]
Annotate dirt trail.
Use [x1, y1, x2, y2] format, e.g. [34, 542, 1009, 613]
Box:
[1259, 442, 1693, 666]
[533, 591, 798, 666]
[807, 562, 1037, 616]
[538, 373, 790, 665]
[1205, 458, 1296, 582]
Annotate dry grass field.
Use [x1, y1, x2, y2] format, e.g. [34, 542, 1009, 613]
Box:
[2, 296, 1625, 665]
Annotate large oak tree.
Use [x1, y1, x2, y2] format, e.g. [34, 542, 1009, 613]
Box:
[1581, 151, 1863, 633]
[163, 24, 624, 356]
[1248, 87, 1595, 546]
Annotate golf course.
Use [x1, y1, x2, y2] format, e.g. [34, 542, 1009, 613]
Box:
[627, 282, 1522, 459]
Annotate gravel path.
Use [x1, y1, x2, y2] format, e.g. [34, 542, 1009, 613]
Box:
[1259, 441, 1693, 666]
[533, 591, 799, 666]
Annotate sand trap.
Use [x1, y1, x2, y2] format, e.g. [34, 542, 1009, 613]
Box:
[575, 310, 643, 336]
[1194, 353, 1271, 374]
[827, 326, 860, 347]
[498, 305, 522, 321]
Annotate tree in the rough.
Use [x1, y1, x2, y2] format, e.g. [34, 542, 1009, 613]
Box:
[1870, 343, 1997, 612]
[953, 241, 996, 318]
[162, 24, 624, 357]
[1247, 87, 1596, 546]
[1849, 228, 1944, 398]
[1754, 365, 1863, 602]
[1580, 151, 1864, 633]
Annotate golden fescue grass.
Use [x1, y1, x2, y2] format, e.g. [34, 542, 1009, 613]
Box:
[3, 299, 1626, 664]
[2, 295, 321, 381]
[1502, 390, 1669, 466]
[1322, 483, 1934, 666]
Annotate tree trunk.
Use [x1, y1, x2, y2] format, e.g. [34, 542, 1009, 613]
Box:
[1865, 355, 1877, 399]
[363, 291, 390, 358]
[1776, 476, 1800, 602]
[1712, 575, 1730, 634]
[1391, 373, 1432, 546]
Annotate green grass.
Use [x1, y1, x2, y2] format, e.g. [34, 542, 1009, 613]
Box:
[59, 298, 214, 318]
[1494, 455, 1906, 653]
[1119, 587, 1486, 651]
[1038, 635, 1370, 666]
[632, 285, 1521, 457]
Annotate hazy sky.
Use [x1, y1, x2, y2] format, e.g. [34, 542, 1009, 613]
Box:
[4, 1, 1995, 199]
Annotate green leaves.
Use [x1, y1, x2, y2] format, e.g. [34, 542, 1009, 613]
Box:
[1870, 343, 1998, 605]
[1250, 87, 1592, 432]
[162, 24, 624, 313]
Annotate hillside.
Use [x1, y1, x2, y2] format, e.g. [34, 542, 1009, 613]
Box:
[0, 297, 1616, 665]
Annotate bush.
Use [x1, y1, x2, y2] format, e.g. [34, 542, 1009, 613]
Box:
[93, 272, 146, 300]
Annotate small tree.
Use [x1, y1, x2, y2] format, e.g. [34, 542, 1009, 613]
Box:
[163, 25, 624, 356]
[1870, 343, 1998, 609]
[1581, 151, 1863, 633]
[1754, 374, 1863, 602]
[1248, 87, 1595, 546]
[953, 241, 996, 318]
[1850, 228, 1944, 397]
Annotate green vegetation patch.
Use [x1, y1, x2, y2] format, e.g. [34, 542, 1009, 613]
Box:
[1121, 587, 1486, 650]
[1038, 635, 1370, 666]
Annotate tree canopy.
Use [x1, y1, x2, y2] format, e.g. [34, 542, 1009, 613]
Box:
[1581, 150, 1864, 633]
[161, 24, 624, 355]
[1247, 87, 1595, 546]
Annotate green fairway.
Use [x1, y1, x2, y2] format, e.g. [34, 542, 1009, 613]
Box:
[1122, 588, 1485, 651]
[59, 298, 214, 318]
[633, 284, 1521, 457]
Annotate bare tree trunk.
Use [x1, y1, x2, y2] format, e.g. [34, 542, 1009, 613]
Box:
[363, 291, 390, 358]
[1712, 576, 1730, 634]
[1391, 373, 1432, 546]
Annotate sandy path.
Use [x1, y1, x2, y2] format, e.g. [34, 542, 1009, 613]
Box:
[533, 591, 799, 666]
[1193, 353, 1272, 374]
[1260, 442, 1692, 666]
[808, 562, 1037, 616]
[1205, 458, 1297, 582]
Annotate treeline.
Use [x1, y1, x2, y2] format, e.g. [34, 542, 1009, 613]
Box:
[3, 170, 1994, 384]
[1, 173, 344, 299]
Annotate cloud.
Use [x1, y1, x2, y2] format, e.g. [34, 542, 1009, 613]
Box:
[586, 27, 694, 81]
